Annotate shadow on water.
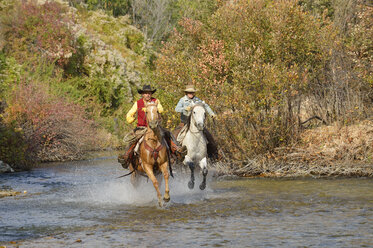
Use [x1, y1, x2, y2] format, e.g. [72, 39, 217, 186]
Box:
[0, 157, 372, 247]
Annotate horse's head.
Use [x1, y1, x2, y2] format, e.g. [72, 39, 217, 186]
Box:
[144, 101, 160, 129]
[190, 104, 206, 131]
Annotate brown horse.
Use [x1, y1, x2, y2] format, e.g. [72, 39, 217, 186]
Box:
[128, 101, 170, 207]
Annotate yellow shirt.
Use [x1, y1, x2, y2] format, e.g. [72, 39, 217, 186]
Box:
[126, 99, 164, 124]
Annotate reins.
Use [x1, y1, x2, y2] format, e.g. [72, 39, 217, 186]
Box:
[117, 169, 135, 178]
[118, 103, 174, 179]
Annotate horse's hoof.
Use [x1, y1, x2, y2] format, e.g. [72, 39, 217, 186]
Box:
[163, 193, 170, 202]
[199, 183, 206, 190]
[188, 181, 194, 189]
[158, 200, 164, 208]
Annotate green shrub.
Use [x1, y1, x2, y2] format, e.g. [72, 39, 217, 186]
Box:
[0, 53, 22, 98]
[81, 0, 131, 17]
[64, 35, 89, 77]
[0, 120, 31, 170]
[125, 30, 145, 54]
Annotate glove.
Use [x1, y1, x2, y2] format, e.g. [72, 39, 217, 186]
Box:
[185, 106, 192, 112]
[142, 107, 147, 113]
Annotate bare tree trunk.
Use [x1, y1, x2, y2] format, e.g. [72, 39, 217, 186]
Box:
[130, 0, 173, 42]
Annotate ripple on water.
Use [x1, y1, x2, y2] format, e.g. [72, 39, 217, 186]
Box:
[0, 160, 372, 247]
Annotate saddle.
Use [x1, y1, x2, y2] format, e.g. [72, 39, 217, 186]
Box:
[118, 131, 185, 174]
[176, 124, 188, 144]
[173, 123, 219, 161]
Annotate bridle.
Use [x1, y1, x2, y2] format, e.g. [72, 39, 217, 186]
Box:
[144, 103, 164, 166]
[145, 103, 160, 128]
[189, 104, 206, 133]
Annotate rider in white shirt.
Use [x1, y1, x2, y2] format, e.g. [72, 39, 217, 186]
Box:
[174, 85, 218, 160]
[175, 85, 216, 124]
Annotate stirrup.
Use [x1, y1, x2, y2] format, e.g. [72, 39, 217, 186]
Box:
[174, 146, 187, 162]
[171, 140, 184, 152]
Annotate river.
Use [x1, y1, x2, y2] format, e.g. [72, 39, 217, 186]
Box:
[0, 157, 372, 247]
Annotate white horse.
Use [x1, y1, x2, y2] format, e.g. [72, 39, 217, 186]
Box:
[180, 103, 209, 190]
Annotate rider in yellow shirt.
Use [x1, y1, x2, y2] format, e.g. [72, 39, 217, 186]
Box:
[118, 85, 185, 169]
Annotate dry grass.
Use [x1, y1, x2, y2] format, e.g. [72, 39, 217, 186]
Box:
[290, 119, 373, 164]
[213, 119, 373, 178]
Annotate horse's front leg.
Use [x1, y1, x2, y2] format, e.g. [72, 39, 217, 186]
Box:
[184, 155, 195, 189]
[159, 161, 170, 202]
[143, 163, 163, 207]
[199, 157, 208, 190]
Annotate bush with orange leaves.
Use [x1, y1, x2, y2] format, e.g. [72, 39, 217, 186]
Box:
[4, 81, 99, 163]
[155, 0, 372, 169]
[156, 0, 335, 161]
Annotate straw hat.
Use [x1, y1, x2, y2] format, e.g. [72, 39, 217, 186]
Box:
[137, 84, 156, 94]
[184, 85, 197, 93]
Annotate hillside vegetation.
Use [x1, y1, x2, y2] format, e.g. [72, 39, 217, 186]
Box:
[0, 0, 372, 176]
[0, 0, 154, 169]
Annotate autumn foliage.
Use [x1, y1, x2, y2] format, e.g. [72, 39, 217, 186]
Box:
[155, 0, 372, 164]
[0, 0, 371, 172]
[3, 0, 76, 66]
[4, 80, 99, 163]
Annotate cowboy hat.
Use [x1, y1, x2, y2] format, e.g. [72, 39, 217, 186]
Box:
[137, 84, 156, 94]
[184, 85, 197, 93]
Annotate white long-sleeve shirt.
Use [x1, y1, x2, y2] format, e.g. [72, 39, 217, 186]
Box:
[175, 95, 215, 123]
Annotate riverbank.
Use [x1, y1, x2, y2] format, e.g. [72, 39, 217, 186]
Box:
[2, 120, 372, 181]
[226, 161, 373, 178]
[219, 119, 373, 178]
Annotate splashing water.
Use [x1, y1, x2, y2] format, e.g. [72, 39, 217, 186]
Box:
[67, 170, 212, 207]
[1, 157, 372, 247]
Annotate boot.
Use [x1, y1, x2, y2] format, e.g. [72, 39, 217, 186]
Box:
[118, 142, 136, 169]
[204, 128, 219, 160]
[170, 140, 187, 162]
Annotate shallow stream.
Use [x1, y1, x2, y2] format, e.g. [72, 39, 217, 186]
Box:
[0, 157, 372, 247]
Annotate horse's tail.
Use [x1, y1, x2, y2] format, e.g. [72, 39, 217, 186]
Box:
[165, 142, 174, 178]
[159, 126, 174, 178]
